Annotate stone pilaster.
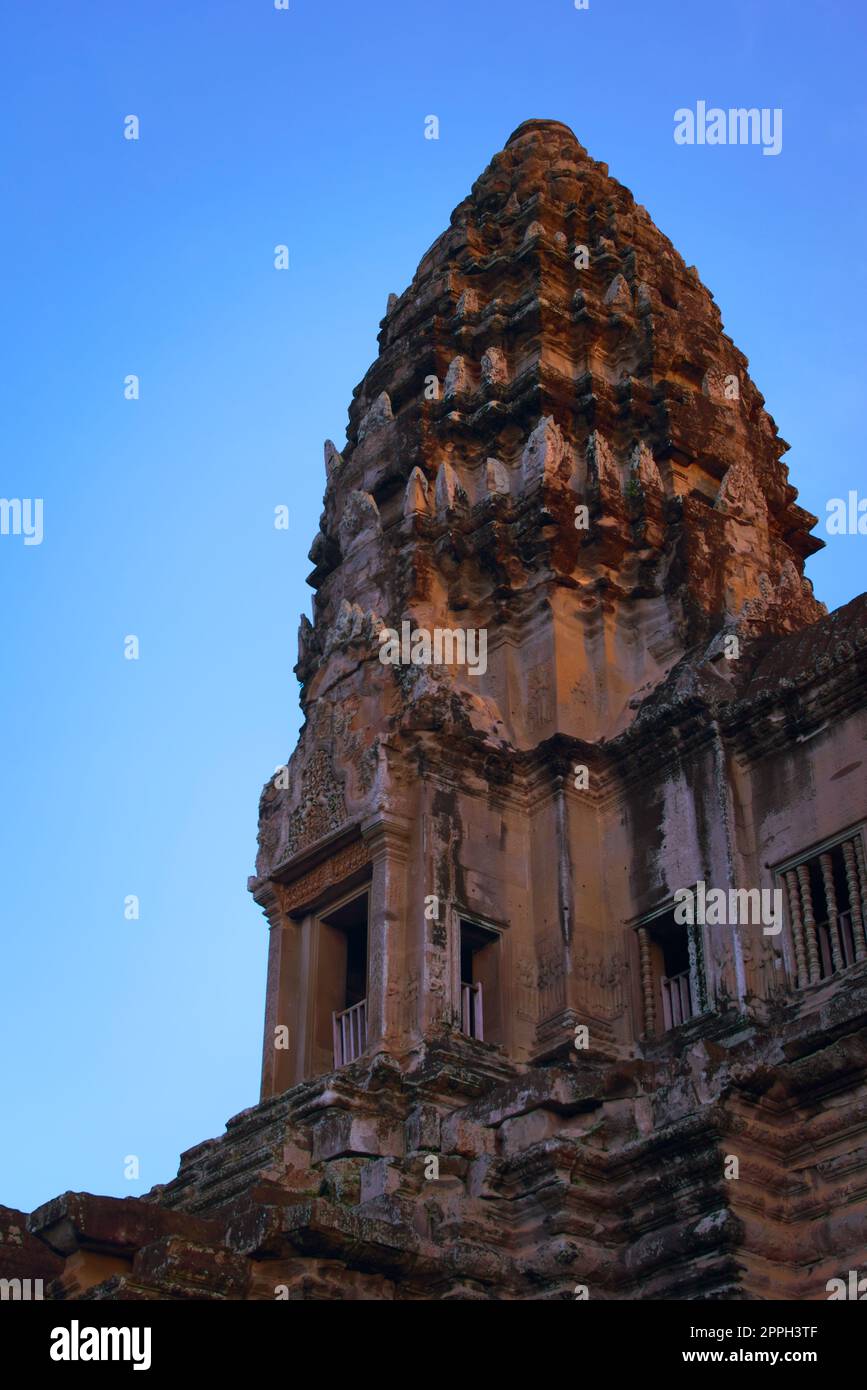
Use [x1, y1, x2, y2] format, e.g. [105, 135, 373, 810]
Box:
[253, 880, 297, 1099]
[361, 812, 411, 1052]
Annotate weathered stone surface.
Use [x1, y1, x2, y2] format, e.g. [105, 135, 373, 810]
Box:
[11, 992, 867, 1299]
[0, 1204, 63, 1294]
[7, 118, 866, 1302]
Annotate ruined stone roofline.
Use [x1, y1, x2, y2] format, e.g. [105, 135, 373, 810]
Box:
[725, 659, 867, 764]
[591, 599, 867, 780]
[740, 592, 867, 696]
[722, 602, 867, 757]
[603, 662, 862, 789]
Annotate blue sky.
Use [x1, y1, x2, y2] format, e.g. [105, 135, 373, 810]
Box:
[1, 0, 865, 1214]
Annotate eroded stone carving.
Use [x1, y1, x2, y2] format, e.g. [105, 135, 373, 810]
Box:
[283, 747, 347, 857]
[277, 838, 372, 912]
[521, 416, 569, 488]
[357, 390, 393, 441]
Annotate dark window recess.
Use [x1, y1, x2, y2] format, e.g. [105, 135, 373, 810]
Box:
[661, 921, 690, 979]
[643, 909, 705, 1032]
[459, 919, 501, 1044]
[322, 893, 368, 1009]
[322, 893, 369, 1066]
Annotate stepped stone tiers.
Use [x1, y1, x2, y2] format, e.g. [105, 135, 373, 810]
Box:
[7, 120, 867, 1301]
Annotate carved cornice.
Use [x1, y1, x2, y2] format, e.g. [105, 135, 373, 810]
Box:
[271, 838, 372, 917]
[251, 880, 285, 931]
[361, 811, 412, 863]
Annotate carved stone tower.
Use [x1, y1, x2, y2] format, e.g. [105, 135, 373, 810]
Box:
[15, 120, 867, 1302]
[249, 117, 831, 1095]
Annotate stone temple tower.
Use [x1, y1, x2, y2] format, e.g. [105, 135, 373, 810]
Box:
[249, 116, 831, 1093]
[17, 121, 867, 1301]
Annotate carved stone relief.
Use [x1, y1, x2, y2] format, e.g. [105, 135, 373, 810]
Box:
[277, 838, 371, 913]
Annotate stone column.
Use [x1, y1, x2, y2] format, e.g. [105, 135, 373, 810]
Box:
[253, 880, 298, 1099]
[361, 812, 411, 1054]
[853, 835, 867, 956]
[842, 838, 866, 962]
[784, 870, 807, 987]
[820, 852, 843, 972]
[637, 926, 655, 1036]
[796, 863, 821, 983]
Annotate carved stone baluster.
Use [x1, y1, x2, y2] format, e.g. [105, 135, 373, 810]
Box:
[819, 852, 843, 973]
[853, 835, 867, 957]
[637, 927, 655, 1035]
[842, 839, 867, 962]
[796, 863, 821, 983]
[784, 870, 807, 988]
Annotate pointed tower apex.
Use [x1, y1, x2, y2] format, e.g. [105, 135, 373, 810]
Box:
[506, 118, 582, 146]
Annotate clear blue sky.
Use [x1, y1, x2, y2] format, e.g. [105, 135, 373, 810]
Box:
[1, 0, 864, 1214]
